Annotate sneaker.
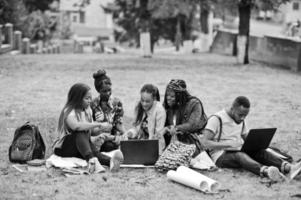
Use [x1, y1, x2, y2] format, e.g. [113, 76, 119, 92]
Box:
[88, 157, 105, 174]
[109, 150, 124, 172]
[289, 161, 301, 180]
[88, 157, 97, 174]
[265, 166, 285, 182]
[94, 159, 106, 173]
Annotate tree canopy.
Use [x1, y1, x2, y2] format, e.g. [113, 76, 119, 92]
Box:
[211, 0, 291, 64]
[23, 0, 55, 12]
[148, 0, 192, 19]
[0, 0, 12, 24]
[0, 0, 57, 40]
[110, 0, 291, 51]
[212, 0, 291, 15]
[110, 0, 199, 48]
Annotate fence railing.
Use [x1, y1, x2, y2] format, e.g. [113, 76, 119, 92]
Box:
[0, 23, 60, 55]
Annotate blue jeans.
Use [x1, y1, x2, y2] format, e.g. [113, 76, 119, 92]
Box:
[215, 150, 284, 175]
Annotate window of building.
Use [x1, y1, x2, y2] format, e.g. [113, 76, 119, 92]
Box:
[73, 15, 78, 22]
[71, 13, 79, 23]
[293, 2, 299, 10]
[79, 12, 85, 23]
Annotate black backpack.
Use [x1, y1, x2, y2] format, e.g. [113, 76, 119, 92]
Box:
[9, 122, 46, 163]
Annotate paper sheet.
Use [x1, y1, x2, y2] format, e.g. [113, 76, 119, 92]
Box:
[12, 164, 47, 172]
[167, 166, 220, 193]
[190, 151, 216, 170]
[120, 164, 155, 168]
[46, 154, 88, 169]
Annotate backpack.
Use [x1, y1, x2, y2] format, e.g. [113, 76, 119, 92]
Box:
[9, 122, 46, 163]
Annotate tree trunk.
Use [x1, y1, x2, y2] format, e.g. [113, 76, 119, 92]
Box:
[200, 6, 209, 34]
[149, 19, 155, 53]
[150, 33, 155, 53]
[175, 15, 182, 51]
[140, 32, 151, 57]
[237, 1, 251, 64]
[198, 3, 213, 52]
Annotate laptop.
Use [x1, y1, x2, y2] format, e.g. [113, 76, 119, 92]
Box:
[241, 128, 277, 152]
[120, 139, 159, 166]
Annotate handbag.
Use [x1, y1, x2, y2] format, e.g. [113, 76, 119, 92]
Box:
[155, 140, 196, 172]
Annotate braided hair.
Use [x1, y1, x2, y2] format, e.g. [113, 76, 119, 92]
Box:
[163, 79, 191, 109]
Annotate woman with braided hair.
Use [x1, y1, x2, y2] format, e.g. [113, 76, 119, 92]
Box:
[161, 79, 207, 156]
[90, 69, 125, 152]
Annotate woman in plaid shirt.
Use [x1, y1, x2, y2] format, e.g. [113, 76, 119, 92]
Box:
[90, 69, 125, 152]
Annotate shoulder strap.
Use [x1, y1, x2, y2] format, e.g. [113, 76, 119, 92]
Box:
[210, 115, 245, 142]
[241, 121, 245, 135]
[13, 122, 33, 140]
[209, 115, 223, 142]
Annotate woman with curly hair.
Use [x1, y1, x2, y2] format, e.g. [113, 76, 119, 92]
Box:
[90, 69, 125, 152]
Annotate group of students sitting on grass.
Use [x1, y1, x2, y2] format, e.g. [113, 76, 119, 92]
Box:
[52, 69, 301, 181]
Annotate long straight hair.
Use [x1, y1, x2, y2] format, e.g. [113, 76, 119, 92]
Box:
[58, 83, 91, 133]
[134, 84, 160, 126]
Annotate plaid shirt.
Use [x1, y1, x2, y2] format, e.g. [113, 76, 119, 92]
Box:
[90, 96, 123, 135]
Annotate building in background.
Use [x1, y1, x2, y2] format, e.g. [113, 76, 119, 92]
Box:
[59, 0, 114, 42]
[277, 0, 301, 23]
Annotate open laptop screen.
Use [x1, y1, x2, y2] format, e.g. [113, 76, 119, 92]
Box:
[120, 139, 159, 165]
[241, 128, 277, 153]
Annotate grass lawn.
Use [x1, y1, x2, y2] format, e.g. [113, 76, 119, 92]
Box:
[0, 53, 300, 200]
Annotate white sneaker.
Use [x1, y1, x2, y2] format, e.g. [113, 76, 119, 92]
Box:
[88, 157, 105, 174]
[109, 150, 124, 172]
[94, 159, 106, 173]
[289, 161, 301, 180]
[266, 166, 285, 182]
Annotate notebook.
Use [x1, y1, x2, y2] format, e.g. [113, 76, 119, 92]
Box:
[120, 139, 159, 166]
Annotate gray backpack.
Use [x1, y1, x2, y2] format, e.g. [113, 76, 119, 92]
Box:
[9, 122, 46, 163]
